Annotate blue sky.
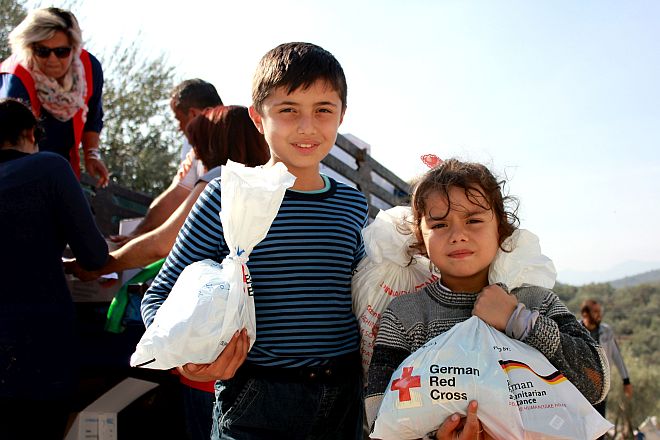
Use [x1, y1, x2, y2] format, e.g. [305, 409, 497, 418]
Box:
[33, 0, 660, 283]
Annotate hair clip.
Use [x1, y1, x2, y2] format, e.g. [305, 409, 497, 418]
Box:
[421, 154, 443, 169]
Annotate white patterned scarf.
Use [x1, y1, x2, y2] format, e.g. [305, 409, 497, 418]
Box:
[29, 53, 88, 123]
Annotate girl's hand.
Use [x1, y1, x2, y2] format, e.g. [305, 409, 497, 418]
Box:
[178, 329, 249, 381]
[435, 401, 487, 440]
[472, 284, 518, 331]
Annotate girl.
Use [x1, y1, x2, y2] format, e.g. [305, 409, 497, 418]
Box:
[365, 159, 608, 439]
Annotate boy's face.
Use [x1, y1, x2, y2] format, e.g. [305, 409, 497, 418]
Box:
[420, 187, 500, 292]
[249, 80, 344, 181]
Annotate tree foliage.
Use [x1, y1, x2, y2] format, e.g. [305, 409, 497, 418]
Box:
[98, 41, 179, 195]
[0, 0, 27, 60]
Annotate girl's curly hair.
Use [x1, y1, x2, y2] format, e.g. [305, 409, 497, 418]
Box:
[408, 158, 520, 258]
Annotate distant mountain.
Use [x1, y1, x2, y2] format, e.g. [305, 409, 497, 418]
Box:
[608, 268, 660, 288]
[557, 260, 660, 286]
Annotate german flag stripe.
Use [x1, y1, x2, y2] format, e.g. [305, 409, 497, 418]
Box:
[499, 359, 567, 384]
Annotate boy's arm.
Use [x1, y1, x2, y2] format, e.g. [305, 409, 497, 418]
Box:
[514, 287, 610, 405]
[352, 211, 368, 271]
[141, 179, 226, 326]
[364, 309, 412, 429]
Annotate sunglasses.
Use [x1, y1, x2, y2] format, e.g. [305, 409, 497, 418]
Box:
[32, 44, 72, 59]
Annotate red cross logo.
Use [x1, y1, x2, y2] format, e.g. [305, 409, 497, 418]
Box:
[391, 366, 421, 402]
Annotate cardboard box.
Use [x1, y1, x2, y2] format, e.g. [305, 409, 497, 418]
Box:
[64, 377, 159, 440]
[118, 218, 143, 285]
[67, 275, 122, 303]
[66, 218, 149, 303]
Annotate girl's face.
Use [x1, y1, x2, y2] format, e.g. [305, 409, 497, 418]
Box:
[419, 186, 500, 293]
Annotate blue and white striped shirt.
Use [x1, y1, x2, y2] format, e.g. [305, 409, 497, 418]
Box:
[141, 175, 369, 367]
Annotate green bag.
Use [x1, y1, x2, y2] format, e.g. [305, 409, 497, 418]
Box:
[105, 259, 165, 333]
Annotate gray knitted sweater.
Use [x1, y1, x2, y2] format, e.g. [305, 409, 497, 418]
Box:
[365, 282, 610, 427]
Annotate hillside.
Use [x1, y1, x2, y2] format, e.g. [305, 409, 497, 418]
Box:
[553, 277, 660, 429]
[558, 261, 660, 286]
[608, 268, 660, 289]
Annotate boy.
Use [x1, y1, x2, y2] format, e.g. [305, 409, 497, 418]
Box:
[141, 42, 368, 440]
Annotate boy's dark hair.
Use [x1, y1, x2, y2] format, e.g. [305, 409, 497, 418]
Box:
[409, 158, 520, 257]
[170, 79, 223, 113]
[0, 98, 40, 147]
[185, 105, 270, 170]
[251, 42, 347, 113]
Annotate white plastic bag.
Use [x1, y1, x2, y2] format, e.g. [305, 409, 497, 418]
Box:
[352, 207, 438, 377]
[372, 316, 612, 440]
[130, 161, 296, 369]
[130, 259, 236, 368]
[489, 229, 557, 289]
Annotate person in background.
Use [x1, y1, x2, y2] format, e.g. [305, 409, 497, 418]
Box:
[66, 105, 270, 440]
[142, 42, 369, 439]
[0, 7, 109, 186]
[0, 98, 108, 438]
[110, 79, 222, 246]
[581, 298, 633, 424]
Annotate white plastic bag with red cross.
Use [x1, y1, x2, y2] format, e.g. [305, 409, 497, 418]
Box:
[130, 161, 296, 369]
[352, 206, 438, 378]
[371, 316, 612, 440]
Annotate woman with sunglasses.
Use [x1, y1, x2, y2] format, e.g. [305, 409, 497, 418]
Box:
[0, 98, 108, 438]
[0, 7, 109, 187]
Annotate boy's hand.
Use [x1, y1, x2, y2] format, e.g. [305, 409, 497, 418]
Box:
[472, 284, 518, 331]
[436, 401, 489, 440]
[178, 329, 249, 381]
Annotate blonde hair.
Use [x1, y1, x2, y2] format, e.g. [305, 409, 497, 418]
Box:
[9, 7, 82, 65]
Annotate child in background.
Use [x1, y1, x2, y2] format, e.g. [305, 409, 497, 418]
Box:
[365, 159, 609, 439]
[141, 42, 368, 440]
